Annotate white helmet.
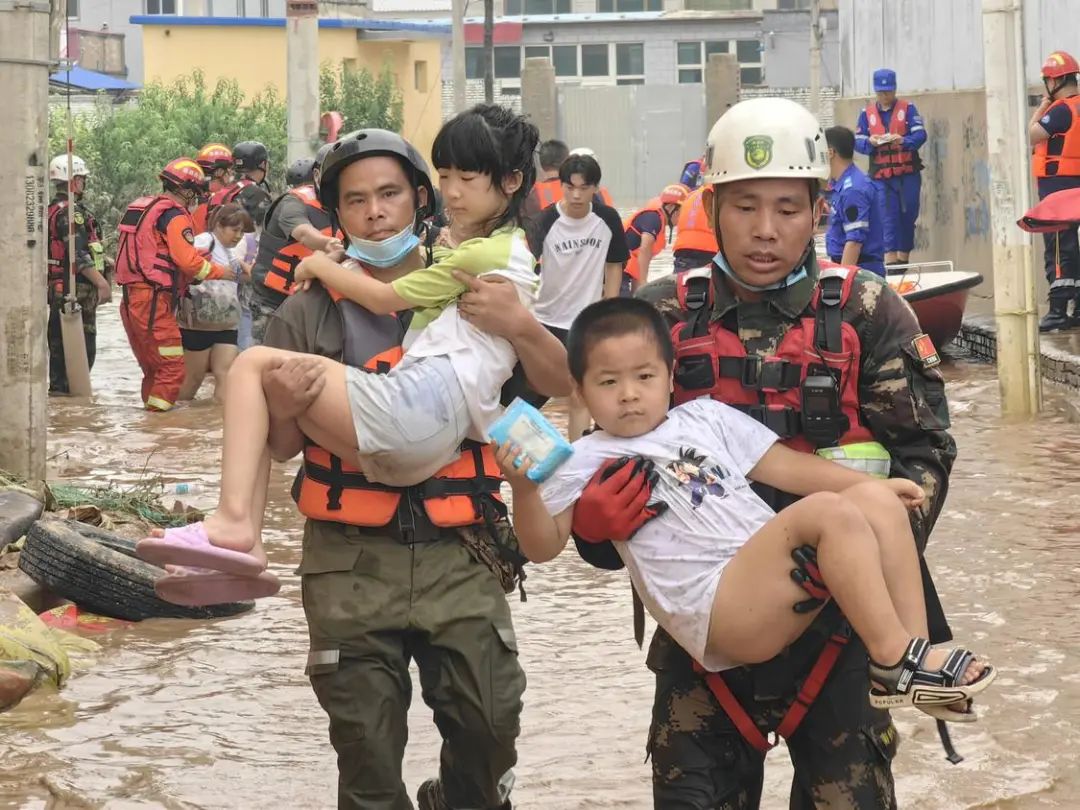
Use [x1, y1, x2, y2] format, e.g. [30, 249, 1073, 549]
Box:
[569, 146, 596, 158]
[703, 98, 828, 186]
[49, 154, 89, 182]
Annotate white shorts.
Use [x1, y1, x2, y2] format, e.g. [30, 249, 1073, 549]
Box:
[344, 355, 470, 486]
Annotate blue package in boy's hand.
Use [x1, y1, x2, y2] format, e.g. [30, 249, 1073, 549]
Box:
[487, 398, 574, 483]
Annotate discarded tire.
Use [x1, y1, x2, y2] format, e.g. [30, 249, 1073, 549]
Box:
[18, 519, 254, 621]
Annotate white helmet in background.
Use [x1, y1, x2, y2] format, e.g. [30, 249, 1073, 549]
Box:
[569, 146, 596, 158]
[703, 98, 828, 187]
[49, 154, 89, 182]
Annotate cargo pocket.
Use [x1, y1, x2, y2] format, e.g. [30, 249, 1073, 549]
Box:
[298, 541, 365, 644]
[488, 618, 525, 734]
[901, 342, 951, 430]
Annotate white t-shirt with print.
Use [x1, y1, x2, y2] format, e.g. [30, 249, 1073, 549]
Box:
[540, 399, 779, 671]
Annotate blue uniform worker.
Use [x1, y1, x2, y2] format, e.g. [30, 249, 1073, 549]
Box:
[855, 68, 926, 263]
[825, 126, 885, 276]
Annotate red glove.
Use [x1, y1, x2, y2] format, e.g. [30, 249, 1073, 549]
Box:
[571, 455, 669, 544]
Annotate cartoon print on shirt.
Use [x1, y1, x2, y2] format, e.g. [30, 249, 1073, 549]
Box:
[666, 447, 731, 508]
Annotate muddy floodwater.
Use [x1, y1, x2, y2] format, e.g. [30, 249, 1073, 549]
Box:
[2, 269, 1079, 808]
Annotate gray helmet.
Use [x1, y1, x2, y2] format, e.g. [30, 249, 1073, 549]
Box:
[286, 157, 316, 187]
[318, 129, 434, 220]
[233, 140, 269, 172]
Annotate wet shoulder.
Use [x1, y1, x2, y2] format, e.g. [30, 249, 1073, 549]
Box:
[636, 275, 685, 326]
[846, 270, 921, 342]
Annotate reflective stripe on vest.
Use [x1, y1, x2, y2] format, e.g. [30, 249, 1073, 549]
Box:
[864, 100, 923, 180]
[294, 288, 505, 531]
[114, 196, 187, 289]
[254, 185, 333, 297]
[670, 261, 872, 454]
[1033, 96, 1080, 178]
[673, 188, 718, 256]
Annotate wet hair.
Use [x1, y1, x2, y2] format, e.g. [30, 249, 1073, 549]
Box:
[538, 139, 570, 171]
[431, 104, 540, 232]
[567, 298, 674, 383]
[825, 126, 856, 161]
[209, 202, 255, 234]
[559, 154, 602, 187]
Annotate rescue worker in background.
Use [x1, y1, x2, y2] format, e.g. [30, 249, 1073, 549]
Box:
[622, 183, 688, 294]
[855, 68, 927, 266]
[826, 125, 886, 276]
[679, 150, 706, 189]
[671, 184, 718, 273]
[286, 156, 317, 188]
[522, 140, 613, 233]
[572, 98, 956, 806]
[192, 143, 234, 233]
[208, 140, 273, 226]
[259, 129, 569, 810]
[115, 158, 231, 411]
[248, 141, 340, 344]
[1029, 50, 1080, 332]
[46, 154, 111, 395]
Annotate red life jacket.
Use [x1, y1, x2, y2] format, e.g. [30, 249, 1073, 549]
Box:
[672, 187, 718, 256]
[114, 196, 189, 289]
[294, 287, 505, 534]
[670, 262, 872, 452]
[47, 197, 101, 293]
[207, 178, 255, 221]
[671, 261, 868, 754]
[864, 100, 924, 180]
[252, 185, 334, 297]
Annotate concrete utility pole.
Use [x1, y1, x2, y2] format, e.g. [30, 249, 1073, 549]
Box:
[452, 0, 467, 112]
[286, 0, 320, 165]
[809, 0, 822, 118]
[482, 0, 494, 104]
[0, 0, 53, 482]
[981, 0, 1041, 415]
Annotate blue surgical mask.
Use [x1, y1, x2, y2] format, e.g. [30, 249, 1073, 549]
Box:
[712, 251, 808, 292]
[344, 223, 421, 268]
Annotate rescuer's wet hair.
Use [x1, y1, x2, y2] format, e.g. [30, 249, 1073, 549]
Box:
[567, 298, 674, 383]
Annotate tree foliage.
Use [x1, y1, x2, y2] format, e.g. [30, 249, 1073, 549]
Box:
[319, 62, 404, 135]
[51, 64, 403, 249]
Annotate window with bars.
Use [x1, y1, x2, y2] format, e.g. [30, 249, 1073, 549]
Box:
[676, 38, 762, 85]
[462, 42, 643, 84]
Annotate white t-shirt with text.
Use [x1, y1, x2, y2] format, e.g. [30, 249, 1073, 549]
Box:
[540, 399, 779, 670]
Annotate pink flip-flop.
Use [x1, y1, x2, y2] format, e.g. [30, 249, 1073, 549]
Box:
[155, 568, 281, 607]
[137, 522, 265, 577]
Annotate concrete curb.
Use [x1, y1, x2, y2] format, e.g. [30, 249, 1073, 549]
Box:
[957, 315, 1080, 389]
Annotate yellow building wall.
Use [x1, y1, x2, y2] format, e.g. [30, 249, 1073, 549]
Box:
[139, 24, 444, 164]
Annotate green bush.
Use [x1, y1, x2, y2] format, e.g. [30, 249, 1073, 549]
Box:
[51, 64, 403, 249]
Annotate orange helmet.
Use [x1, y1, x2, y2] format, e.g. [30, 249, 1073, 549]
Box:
[160, 158, 207, 192]
[660, 183, 690, 205]
[1042, 51, 1080, 79]
[196, 143, 234, 172]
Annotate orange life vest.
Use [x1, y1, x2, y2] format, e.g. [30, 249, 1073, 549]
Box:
[252, 185, 334, 297]
[294, 288, 505, 533]
[531, 178, 614, 212]
[623, 199, 668, 281]
[114, 195, 189, 289]
[864, 100, 923, 180]
[670, 263, 872, 452]
[1033, 95, 1080, 178]
[47, 196, 101, 294]
[672, 187, 718, 257]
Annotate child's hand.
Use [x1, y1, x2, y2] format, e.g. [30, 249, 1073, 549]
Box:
[884, 477, 925, 510]
[492, 440, 537, 491]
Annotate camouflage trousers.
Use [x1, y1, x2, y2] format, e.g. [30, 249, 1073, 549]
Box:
[247, 293, 281, 347]
[47, 282, 98, 394]
[647, 604, 899, 810]
[301, 522, 525, 810]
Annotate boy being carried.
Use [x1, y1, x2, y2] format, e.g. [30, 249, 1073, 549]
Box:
[496, 298, 995, 719]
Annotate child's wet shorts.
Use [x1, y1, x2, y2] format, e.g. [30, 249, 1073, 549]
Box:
[344, 355, 470, 485]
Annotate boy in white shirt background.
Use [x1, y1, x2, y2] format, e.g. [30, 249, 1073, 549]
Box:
[529, 153, 629, 439]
